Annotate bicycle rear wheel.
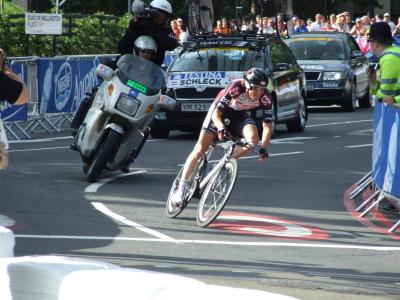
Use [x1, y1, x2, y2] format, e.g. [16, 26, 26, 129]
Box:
[166, 156, 207, 218]
[196, 158, 238, 227]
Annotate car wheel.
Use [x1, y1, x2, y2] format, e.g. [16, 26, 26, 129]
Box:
[150, 126, 169, 139]
[358, 89, 372, 108]
[342, 81, 357, 112]
[287, 95, 307, 132]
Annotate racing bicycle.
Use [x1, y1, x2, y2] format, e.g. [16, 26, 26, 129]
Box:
[166, 134, 253, 227]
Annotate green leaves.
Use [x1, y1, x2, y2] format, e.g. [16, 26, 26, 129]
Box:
[0, 13, 128, 57]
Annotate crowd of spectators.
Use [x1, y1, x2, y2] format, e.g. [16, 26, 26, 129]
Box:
[170, 11, 400, 53]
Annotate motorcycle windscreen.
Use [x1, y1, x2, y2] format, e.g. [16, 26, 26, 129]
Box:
[116, 54, 165, 95]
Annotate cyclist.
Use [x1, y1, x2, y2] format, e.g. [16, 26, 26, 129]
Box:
[171, 68, 273, 207]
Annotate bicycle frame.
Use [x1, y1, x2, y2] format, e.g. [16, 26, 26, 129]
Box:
[198, 141, 236, 191]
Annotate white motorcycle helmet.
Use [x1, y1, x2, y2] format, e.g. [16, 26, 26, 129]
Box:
[134, 36, 157, 57]
[149, 0, 172, 15]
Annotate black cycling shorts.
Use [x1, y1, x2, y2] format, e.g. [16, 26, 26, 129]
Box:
[201, 103, 258, 138]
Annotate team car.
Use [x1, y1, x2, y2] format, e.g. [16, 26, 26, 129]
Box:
[285, 32, 370, 111]
[150, 34, 307, 138]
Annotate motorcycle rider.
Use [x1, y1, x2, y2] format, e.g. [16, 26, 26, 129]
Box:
[70, 0, 177, 146]
[171, 68, 273, 207]
[133, 35, 158, 61]
[118, 0, 178, 67]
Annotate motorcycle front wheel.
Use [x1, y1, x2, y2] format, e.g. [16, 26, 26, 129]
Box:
[86, 129, 123, 183]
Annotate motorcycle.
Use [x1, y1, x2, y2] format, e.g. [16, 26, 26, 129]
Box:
[75, 54, 175, 182]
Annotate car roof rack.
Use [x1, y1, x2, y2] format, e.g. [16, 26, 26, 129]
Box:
[183, 32, 278, 51]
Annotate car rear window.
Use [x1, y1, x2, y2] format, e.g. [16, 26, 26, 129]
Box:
[286, 38, 346, 60]
[170, 47, 264, 72]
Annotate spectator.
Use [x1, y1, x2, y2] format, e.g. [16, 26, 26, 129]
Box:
[0, 48, 30, 170]
[329, 14, 337, 29]
[276, 14, 287, 36]
[214, 20, 222, 34]
[255, 14, 262, 32]
[368, 22, 400, 106]
[349, 18, 366, 37]
[176, 17, 183, 30]
[170, 19, 180, 39]
[375, 14, 383, 22]
[179, 23, 189, 43]
[220, 17, 231, 35]
[293, 19, 308, 33]
[383, 13, 396, 33]
[336, 14, 350, 33]
[358, 29, 372, 54]
[323, 20, 337, 32]
[259, 17, 274, 34]
[392, 16, 400, 36]
[306, 18, 313, 31]
[309, 13, 324, 31]
[361, 15, 371, 31]
[343, 11, 355, 30]
[230, 18, 238, 33]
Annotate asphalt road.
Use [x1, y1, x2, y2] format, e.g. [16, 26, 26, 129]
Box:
[1, 106, 400, 300]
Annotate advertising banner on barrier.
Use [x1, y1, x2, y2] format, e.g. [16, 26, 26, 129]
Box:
[37, 58, 100, 114]
[372, 102, 400, 198]
[0, 63, 28, 122]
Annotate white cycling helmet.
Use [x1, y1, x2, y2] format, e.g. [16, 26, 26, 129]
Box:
[134, 36, 157, 55]
[149, 0, 172, 15]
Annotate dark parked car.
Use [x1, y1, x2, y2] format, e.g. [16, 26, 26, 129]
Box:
[285, 32, 370, 111]
[150, 34, 307, 138]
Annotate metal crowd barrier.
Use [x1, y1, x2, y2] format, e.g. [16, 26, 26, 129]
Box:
[1, 52, 178, 140]
[351, 102, 400, 233]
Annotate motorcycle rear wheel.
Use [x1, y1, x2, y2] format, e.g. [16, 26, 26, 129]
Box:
[86, 129, 123, 183]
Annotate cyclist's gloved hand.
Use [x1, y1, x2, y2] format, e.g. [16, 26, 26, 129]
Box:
[258, 147, 269, 161]
[217, 128, 227, 141]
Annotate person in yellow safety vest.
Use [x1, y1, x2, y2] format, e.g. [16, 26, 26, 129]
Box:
[368, 22, 400, 106]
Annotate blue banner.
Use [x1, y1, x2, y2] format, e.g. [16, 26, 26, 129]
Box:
[37, 57, 101, 114]
[0, 62, 28, 122]
[372, 102, 400, 198]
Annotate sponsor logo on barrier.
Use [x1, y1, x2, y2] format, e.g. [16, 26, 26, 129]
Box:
[72, 64, 98, 110]
[55, 62, 72, 111]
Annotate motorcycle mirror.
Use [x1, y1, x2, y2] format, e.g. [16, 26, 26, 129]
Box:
[158, 95, 176, 110]
[96, 64, 114, 81]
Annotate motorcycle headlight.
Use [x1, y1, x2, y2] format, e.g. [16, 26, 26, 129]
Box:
[323, 72, 346, 80]
[116, 94, 140, 116]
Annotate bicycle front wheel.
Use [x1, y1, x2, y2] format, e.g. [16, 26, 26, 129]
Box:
[196, 158, 238, 227]
[166, 156, 207, 218]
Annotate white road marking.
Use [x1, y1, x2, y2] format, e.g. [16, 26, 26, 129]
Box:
[307, 119, 373, 128]
[271, 137, 317, 144]
[84, 169, 175, 242]
[9, 136, 72, 144]
[9, 146, 70, 152]
[91, 202, 175, 241]
[12, 234, 400, 251]
[345, 144, 373, 148]
[84, 170, 147, 193]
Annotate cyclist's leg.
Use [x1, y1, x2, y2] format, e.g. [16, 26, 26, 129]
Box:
[171, 130, 214, 206]
[232, 122, 260, 159]
[181, 130, 214, 181]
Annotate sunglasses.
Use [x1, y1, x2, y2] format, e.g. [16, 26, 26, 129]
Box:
[139, 50, 154, 55]
[250, 85, 266, 92]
